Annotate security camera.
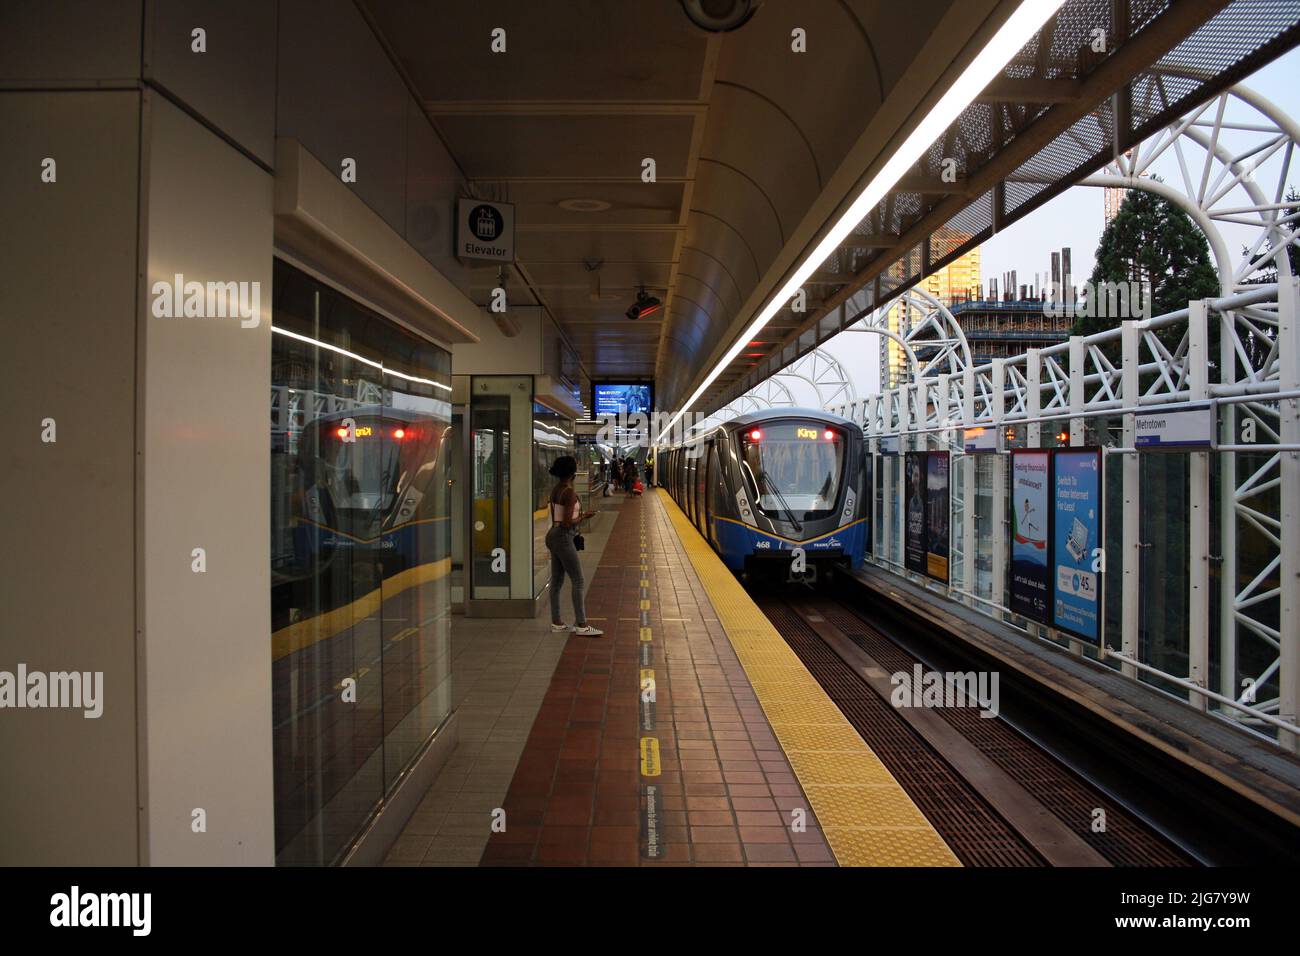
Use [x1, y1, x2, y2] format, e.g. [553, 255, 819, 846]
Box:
[626, 287, 661, 321]
[680, 0, 761, 33]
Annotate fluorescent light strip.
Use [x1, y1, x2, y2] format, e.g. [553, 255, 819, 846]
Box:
[272, 326, 453, 392]
[662, 0, 1065, 435]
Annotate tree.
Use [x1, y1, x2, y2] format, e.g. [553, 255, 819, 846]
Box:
[1073, 184, 1220, 338]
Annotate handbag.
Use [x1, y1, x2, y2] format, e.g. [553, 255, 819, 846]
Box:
[573, 533, 585, 551]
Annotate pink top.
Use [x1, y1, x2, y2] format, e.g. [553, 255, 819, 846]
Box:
[552, 495, 580, 524]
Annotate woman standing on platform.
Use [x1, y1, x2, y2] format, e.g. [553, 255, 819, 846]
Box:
[545, 456, 604, 636]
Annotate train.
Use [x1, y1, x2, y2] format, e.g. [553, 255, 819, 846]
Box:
[271, 403, 452, 630]
[660, 408, 868, 581]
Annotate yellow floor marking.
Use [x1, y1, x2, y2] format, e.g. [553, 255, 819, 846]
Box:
[639, 599, 650, 610]
[639, 627, 653, 641]
[655, 489, 959, 868]
[640, 737, 661, 776]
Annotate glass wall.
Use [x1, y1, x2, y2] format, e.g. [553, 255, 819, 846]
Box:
[270, 258, 452, 866]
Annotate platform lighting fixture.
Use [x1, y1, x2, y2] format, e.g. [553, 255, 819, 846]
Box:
[660, 0, 1065, 438]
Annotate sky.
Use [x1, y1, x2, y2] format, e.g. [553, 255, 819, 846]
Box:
[979, 47, 1300, 292]
[809, 45, 1300, 405]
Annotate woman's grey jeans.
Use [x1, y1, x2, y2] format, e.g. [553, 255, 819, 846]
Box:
[545, 524, 587, 626]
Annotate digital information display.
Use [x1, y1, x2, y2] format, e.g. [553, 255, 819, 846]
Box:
[593, 383, 652, 416]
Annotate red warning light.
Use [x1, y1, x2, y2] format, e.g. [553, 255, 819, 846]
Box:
[824, 430, 835, 440]
[749, 429, 762, 441]
[336, 427, 348, 438]
[1056, 430, 1069, 444]
[394, 428, 406, 440]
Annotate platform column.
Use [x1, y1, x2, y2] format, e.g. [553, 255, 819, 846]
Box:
[1219, 300, 1239, 706]
[991, 360, 1007, 621]
[1120, 320, 1140, 677]
[898, 384, 912, 573]
[1025, 349, 1042, 640]
[1280, 276, 1300, 752]
[1067, 336, 1086, 655]
[1188, 301, 1210, 711]
[962, 366, 977, 608]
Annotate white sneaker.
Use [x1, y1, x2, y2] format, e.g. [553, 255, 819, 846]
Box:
[573, 624, 604, 637]
[550, 622, 570, 632]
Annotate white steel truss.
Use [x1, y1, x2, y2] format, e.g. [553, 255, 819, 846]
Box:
[739, 83, 1300, 752]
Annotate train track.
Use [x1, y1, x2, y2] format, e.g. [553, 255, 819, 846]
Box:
[752, 585, 1197, 867]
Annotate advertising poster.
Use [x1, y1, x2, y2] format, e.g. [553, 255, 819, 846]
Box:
[925, 451, 950, 583]
[1052, 449, 1103, 643]
[1010, 451, 1051, 623]
[904, 452, 927, 575]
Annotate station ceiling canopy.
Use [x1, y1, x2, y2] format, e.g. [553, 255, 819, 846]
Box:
[361, 0, 987, 405]
[360, 0, 1299, 416]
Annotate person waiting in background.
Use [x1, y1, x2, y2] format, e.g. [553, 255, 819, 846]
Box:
[623, 457, 639, 495]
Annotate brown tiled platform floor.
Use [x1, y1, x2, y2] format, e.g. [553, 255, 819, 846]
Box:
[481, 491, 835, 866]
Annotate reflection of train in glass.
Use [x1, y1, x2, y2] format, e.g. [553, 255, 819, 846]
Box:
[271, 404, 451, 627]
[661, 409, 867, 581]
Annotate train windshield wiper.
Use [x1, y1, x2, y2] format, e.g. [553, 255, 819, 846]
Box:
[759, 471, 803, 532]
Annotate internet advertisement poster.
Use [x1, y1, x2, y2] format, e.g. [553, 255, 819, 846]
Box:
[1010, 451, 1051, 623]
[1052, 449, 1103, 643]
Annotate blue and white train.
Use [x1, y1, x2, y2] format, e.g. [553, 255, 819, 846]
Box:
[661, 409, 868, 580]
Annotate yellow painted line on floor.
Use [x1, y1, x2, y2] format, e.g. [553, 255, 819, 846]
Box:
[640, 736, 661, 776]
[655, 489, 959, 868]
[640, 599, 650, 610]
[640, 627, 653, 642]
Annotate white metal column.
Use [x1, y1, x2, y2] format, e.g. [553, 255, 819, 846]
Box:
[1188, 301, 1210, 710]
[991, 360, 1007, 621]
[962, 367, 977, 607]
[1280, 276, 1300, 752]
[1120, 321, 1140, 676]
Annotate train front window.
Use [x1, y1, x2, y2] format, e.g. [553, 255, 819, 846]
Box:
[740, 422, 844, 520]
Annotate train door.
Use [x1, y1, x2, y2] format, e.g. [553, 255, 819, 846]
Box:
[695, 445, 708, 535]
[705, 441, 720, 548]
[687, 454, 697, 524]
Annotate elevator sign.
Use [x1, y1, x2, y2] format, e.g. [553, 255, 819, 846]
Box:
[457, 199, 515, 263]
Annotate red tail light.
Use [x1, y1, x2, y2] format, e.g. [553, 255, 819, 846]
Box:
[336, 427, 348, 438]
[394, 428, 406, 440]
[749, 429, 762, 441]
[824, 430, 835, 440]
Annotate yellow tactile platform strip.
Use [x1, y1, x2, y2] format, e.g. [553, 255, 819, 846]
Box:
[657, 490, 960, 867]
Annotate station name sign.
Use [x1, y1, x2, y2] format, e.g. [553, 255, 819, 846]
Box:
[457, 199, 515, 263]
[963, 426, 1001, 453]
[1134, 406, 1213, 449]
